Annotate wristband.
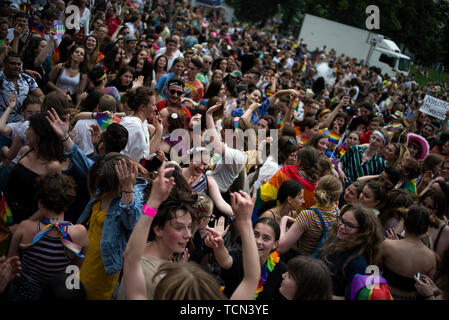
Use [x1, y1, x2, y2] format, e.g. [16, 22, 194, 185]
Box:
[142, 204, 158, 218]
[122, 189, 134, 193]
[61, 135, 70, 142]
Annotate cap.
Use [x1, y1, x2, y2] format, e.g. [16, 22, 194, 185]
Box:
[229, 70, 242, 78]
[123, 35, 138, 42]
[9, 4, 20, 11]
[168, 78, 185, 89]
[407, 133, 430, 161]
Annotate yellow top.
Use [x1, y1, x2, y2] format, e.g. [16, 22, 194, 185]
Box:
[80, 201, 120, 300]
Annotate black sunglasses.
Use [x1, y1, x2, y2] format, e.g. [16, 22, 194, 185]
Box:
[169, 89, 184, 96]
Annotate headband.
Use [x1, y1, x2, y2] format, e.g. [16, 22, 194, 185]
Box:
[372, 130, 386, 143]
[96, 73, 107, 82]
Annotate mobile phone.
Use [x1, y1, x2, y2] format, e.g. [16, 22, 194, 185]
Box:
[416, 272, 422, 281]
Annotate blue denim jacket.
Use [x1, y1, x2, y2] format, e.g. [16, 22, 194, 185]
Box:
[77, 177, 147, 275]
[66, 144, 148, 275]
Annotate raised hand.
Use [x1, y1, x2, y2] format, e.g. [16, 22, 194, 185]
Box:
[214, 216, 230, 238]
[152, 114, 163, 133]
[115, 158, 138, 191]
[90, 123, 101, 146]
[148, 161, 176, 207]
[7, 94, 17, 109]
[230, 191, 253, 222]
[206, 100, 222, 115]
[46, 108, 69, 140]
[0, 256, 21, 294]
[204, 227, 224, 249]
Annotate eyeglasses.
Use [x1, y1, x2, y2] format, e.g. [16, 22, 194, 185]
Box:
[169, 89, 184, 96]
[204, 61, 212, 64]
[338, 216, 360, 230]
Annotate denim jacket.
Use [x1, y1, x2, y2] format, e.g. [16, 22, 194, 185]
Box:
[77, 177, 147, 275]
[66, 144, 148, 275]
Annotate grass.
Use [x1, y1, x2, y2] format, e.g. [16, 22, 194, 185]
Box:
[410, 64, 449, 88]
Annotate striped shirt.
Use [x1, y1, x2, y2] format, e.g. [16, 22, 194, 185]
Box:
[295, 205, 339, 255]
[341, 145, 386, 185]
[19, 234, 72, 287]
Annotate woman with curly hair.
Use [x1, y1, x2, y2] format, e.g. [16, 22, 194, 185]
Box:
[100, 45, 125, 82]
[320, 202, 383, 300]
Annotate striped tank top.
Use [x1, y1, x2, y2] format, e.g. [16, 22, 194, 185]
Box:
[19, 223, 73, 286]
[192, 174, 208, 193]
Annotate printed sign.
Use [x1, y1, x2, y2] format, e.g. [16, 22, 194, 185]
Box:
[419, 94, 449, 120]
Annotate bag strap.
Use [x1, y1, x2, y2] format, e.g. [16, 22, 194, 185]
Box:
[311, 207, 327, 232]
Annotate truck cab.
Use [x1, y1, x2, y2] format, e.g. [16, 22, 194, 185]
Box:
[370, 39, 410, 77]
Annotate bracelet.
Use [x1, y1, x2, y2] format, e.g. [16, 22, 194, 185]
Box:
[142, 204, 158, 218]
[61, 135, 69, 142]
[122, 189, 134, 193]
[91, 112, 95, 119]
[424, 293, 436, 299]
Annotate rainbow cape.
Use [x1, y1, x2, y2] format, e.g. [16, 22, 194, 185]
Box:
[328, 131, 341, 144]
[252, 165, 316, 224]
[338, 144, 347, 158]
[350, 274, 393, 300]
[95, 113, 121, 129]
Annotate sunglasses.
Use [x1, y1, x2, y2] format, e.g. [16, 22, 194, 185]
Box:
[169, 89, 184, 96]
[139, 45, 148, 48]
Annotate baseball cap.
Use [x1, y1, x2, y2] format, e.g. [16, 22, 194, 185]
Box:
[123, 35, 138, 42]
[229, 70, 242, 78]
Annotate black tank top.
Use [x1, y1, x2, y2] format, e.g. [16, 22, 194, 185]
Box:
[4, 149, 39, 224]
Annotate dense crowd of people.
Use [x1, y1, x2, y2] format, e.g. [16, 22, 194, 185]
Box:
[0, 0, 449, 301]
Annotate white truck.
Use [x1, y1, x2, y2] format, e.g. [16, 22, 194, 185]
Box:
[298, 13, 411, 77]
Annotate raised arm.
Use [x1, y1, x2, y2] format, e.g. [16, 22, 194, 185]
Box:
[122, 162, 175, 300]
[229, 191, 260, 300]
[0, 94, 16, 136]
[205, 100, 226, 155]
[206, 176, 234, 217]
[278, 215, 303, 254]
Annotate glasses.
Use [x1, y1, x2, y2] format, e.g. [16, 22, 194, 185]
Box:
[204, 61, 212, 64]
[139, 45, 148, 48]
[169, 89, 184, 96]
[338, 216, 360, 230]
[204, 214, 215, 221]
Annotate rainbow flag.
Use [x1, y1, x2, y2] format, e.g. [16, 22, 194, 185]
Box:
[252, 165, 316, 224]
[401, 118, 410, 128]
[31, 25, 45, 38]
[328, 131, 341, 144]
[95, 113, 121, 129]
[0, 196, 13, 227]
[265, 90, 275, 97]
[391, 123, 404, 131]
[21, 3, 33, 17]
[315, 54, 321, 64]
[277, 116, 283, 128]
[53, 20, 66, 40]
[318, 128, 330, 136]
[301, 61, 309, 73]
[338, 145, 347, 158]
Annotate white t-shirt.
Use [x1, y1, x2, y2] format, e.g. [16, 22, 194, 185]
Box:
[120, 116, 150, 162]
[253, 156, 283, 190]
[74, 119, 98, 156]
[11, 120, 29, 164]
[155, 48, 183, 71]
[207, 145, 247, 193]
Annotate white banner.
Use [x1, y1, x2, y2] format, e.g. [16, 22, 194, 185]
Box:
[420, 94, 449, 120]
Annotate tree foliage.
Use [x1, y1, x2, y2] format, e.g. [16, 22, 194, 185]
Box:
[225, 0, 447, 66]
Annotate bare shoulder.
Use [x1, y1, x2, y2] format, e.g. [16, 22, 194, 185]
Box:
[46, 160, 62, 173]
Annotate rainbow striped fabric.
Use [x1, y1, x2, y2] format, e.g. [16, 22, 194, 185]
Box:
[95, 113, 121, 129]
[301, 61, 309, 73]
[350, 274, 393, 300]
[0, 196, 13, 227]
[328, 131, 341, 144]
[252, 165, 316, 223]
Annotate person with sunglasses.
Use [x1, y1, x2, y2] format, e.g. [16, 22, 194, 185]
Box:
[156, 78, 192, 127]
[320, 202, 383, 300]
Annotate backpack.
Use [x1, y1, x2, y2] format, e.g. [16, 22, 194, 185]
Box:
[310, 208, 333, 258]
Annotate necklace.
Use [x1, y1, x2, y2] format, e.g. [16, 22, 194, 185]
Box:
[254, 250, 280, 299]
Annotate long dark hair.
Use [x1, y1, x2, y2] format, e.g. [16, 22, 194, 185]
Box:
[65, 45, 87, 73]
[29, 113, 65, 162]
[257, 180, 304, 216]
[103, 45, 122, 75]
[22, 36, 45, 60]
[58, 35, 75, 64]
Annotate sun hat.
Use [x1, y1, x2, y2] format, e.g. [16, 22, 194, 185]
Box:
[229, 70, 242, 78]
[407, 133, 430, 161]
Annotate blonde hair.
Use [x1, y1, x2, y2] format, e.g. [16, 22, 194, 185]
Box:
[195, 193, 213, 218]
[153, 262, 227, 300]
[314, 175, 343, 207]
